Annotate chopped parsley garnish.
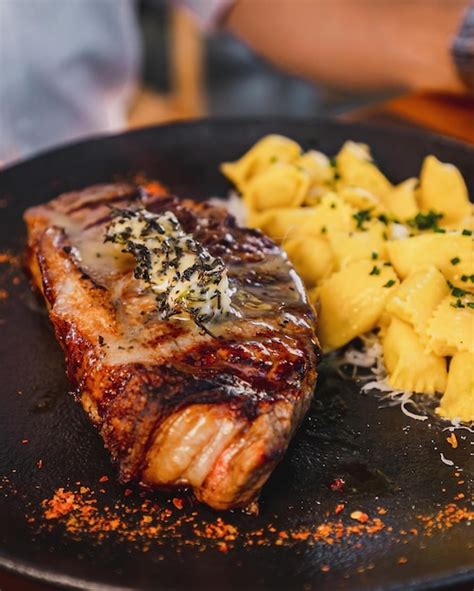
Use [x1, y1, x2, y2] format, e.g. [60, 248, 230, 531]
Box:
[371, 251, 378, 260]
[468, 302, 474, 309]
[408, 210, 444, 232]
[369, 265, 381, 276]
[353, 209, 373, 230]
[377, 214, 389, 225]
[383, 279, 396, 288]
[321, 226, 327, 234]
[461, 274, 474, 283]
[451, 286, 467, 298]
[451, 299, 465, 309]
[462, 229, 472, 236]
[330, 202, 337, 209]
[328, 157, 340, 180]
[450, 257, 461, 265]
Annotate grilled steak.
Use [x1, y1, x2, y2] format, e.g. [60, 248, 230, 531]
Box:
[24, 183, 319, 510]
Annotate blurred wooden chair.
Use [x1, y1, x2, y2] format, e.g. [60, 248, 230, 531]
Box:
[128, 6, 207, 128]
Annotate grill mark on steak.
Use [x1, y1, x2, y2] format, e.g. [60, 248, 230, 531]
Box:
[66, 188, 142, 214]
[24, 182, 319, 509]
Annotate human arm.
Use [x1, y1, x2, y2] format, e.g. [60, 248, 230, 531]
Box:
[224, 0, 469, 92]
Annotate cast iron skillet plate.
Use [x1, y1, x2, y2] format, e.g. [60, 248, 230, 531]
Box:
[0, 120, 473, 591]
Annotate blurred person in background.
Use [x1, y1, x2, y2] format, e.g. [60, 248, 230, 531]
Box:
[0, 0, 472, 164]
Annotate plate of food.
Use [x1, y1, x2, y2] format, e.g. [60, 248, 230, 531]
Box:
[0, 119, 472, 591]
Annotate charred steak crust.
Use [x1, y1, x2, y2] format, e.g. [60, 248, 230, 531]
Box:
[24, 183, 319, 510]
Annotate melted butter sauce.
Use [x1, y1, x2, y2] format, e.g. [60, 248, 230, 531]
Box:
[50, 203, 314, 369]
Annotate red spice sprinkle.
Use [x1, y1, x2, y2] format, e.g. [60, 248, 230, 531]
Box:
[99, 475, 109, 483]
[454, 493, 465, 500]
[398, 557, 408, 565]
[172, 498, 184, 510]
[291, 531, 311, 541]
[446, 433, 458, 449]
[320, 565, 330, 572]
[350, 511, 369, 523]
[21, 439, 29, 445]
[377, 507, 387, 515]
[329, 478, 345, 492]
[32, 482, 471, 556]
[36, 459, 43, 469]
[335, 503, 345, 515]
[44, 489, 77, 519]
[124, 488, 133, 496]
[142, 180, 167, 196]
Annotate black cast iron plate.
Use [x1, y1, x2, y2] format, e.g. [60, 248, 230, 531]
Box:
[0, 119, 473, 591]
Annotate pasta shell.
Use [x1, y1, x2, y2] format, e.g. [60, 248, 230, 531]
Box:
[336, 141, 392, 198]
[283, 236, 334, 287]
[426, 294, 474, 356]
[220, 134, 301, 193]
[418, 155, 471, 224]
[317, 259, 398, 351]
[383, 317, 447, 394]
[386, 265, 449, 336]
[382, 178, 419, 221]
[437, 352, 474, 422]
[243, 163, 310, 211]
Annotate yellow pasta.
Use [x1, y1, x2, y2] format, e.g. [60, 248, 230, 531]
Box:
[315, 259, 398, 351]
[382, 317, 447, 394]
[297, 150, 335, 188]
[387, 233, 473, 290]
[247, 207, 317, 242]
[251, 193, 354, 242]
[386, 265, 450, 336]
[418, 155, 471, 224]
[242, 163, 310, 211]
[337, 186, 386, 215]
[220, 134, 301, 192]
[437, 353, 474, 423]
[382, 178, 419, 220]
[328, 220, 388, 269]
[221, 134, 474, 421]
[307, 193, 355, 235]
[441, 211, 474, 232]
[426, 294, 474, 356]
[336, 141, 392, 198]
[284, 236, 334, 287]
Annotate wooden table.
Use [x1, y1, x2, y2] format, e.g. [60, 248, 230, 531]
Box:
[341, 91, 474, 145]
[1, 89, 473, 591]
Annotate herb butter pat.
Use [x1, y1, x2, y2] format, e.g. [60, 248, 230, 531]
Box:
[105, 208, 231, 325]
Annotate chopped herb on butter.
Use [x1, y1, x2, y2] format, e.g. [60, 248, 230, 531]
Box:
[105, 208, 231, 328]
